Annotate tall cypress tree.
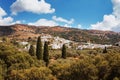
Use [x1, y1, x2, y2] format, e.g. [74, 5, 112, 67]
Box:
[29, 45, 35, 56]
[103, 47, 107, 53]
[62, 44, 67, 59]
[43, 41, 49, 66]
[36, 36, 43, 60]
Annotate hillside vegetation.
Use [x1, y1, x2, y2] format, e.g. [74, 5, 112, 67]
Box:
[0, 39, 120, 80]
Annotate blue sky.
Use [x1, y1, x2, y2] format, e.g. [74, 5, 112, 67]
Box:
[0, 0, 120, 32]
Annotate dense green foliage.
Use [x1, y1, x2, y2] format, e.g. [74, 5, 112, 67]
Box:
[0, 40, 120, 80]
[0, 42, 45, 80]
[36, 36, 43, 60]
[7, 67, 55, 80]
[49, 48, 120, 80]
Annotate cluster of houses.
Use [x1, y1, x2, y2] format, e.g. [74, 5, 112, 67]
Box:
[41, 34, 72, 49]
[19, 34, 73, 50]
[19, 34, 115, 50]
[77, 42, 112, 50]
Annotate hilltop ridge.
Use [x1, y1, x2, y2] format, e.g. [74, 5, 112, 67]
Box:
[0, 24, 119, 44]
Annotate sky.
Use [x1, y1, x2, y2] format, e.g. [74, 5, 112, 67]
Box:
[0, 0, 120, 32]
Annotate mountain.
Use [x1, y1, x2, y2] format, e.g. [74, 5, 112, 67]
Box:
[0, 24, 120, 44]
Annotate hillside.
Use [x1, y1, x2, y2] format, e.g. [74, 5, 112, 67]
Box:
[0, 24, 120, 44]
[0, 24, 120, 80]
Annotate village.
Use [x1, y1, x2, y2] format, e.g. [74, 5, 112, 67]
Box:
[8, 34, 118, 51]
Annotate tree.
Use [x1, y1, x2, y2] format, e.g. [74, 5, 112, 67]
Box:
[29, 45, 35, 56]
[103, 47, 107, 53]
[2, 37, 7, 42]
[43, 41, 49, 66]
[28, 37, 32, 42]
[62, 44, 67, 59]
[36, 36, 43, 60]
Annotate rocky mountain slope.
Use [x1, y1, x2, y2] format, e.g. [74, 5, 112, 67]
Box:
[0, 24, 120, 44]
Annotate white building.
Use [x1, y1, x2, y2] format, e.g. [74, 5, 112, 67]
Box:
[41, 34, 52, 42]
[77, 43, 112, 50]
[115, 42, 120, 46]
[19, 41, 28, 45]
[50, 36, 72, 49]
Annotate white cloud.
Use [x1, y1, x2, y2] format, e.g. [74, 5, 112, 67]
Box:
[28, 16, 75, 27]
[28, 19, 58, 26]
[11, 0, 55, 15]
[90, 0, 120, 32]
[112, 0, 120, 19]
[0, 7, 7, 18]
[11, 20, 21, 25]
[52, 16, 74, 24]
[0, 7, 14, 25]
[0, 7, 21, 25]
[91, 15, 120, 31]
[77, 24, 82, 29]
[112, 26, 120, 32]
[64, 24, 72, 28]
[0, 16, 21, 25]
[0, 17, 14, 25]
